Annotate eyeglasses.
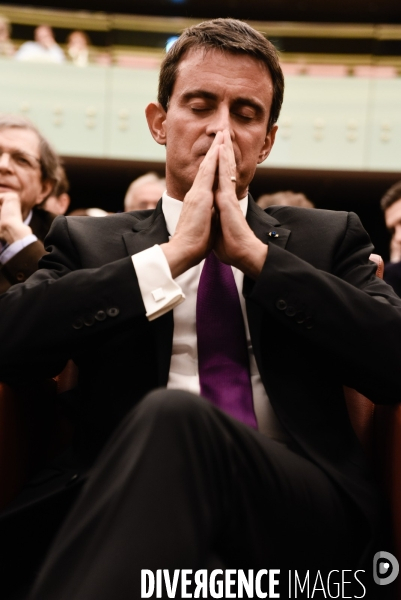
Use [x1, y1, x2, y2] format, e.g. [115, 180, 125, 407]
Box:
[0, 147, 41, 171]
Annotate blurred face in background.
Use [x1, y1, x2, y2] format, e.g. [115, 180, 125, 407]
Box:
[124, 181, 165, 211]
[68, 31, 88, 52]
[35, 25, 55, 49]
[385, 198, 401, 263]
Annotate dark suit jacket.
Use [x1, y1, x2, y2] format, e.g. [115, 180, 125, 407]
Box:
[384, 260, 401, 298]
[0, 207, 55, 294]
[1, 197, 401, 557]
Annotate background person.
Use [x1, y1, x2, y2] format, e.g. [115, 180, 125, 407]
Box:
[40, 164, 70, 216]
[381, 180, 401, 296]
[257, 189, 314, 209]
[0, 114, 60, 293]
[68, 207, 110, 216]
[123, 171, 166, 211]
[0, 14, 15, 57]
[15, 24, 65, 64]
[66, 30, 91, 67]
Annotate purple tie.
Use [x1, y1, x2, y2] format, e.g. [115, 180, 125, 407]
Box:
[196, 251, 257, 429]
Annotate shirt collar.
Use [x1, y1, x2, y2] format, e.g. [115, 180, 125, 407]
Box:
[162, 191, 248, 237]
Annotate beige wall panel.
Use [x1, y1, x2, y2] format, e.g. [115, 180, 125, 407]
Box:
[0, 59, 108, 156]
[107, 67, 165, 162]
[266, 76, 371, 170]
[365, 79, 401, 172]
[0, 59, 399, 173]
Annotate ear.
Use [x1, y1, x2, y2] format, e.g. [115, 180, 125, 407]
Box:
[145, 102, 167, 146]
[35, 179, 54, 205]
[58, 193, 71, 214]
[257, 124, 278, 165]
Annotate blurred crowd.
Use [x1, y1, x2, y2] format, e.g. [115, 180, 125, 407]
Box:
[0, 17, 97, 66]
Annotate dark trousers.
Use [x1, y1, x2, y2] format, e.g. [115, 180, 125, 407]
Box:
[22, 388, 370, 600]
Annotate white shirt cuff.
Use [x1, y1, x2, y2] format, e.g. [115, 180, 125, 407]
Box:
[132, 244, 185, 321]
[0, 234, 38, 265]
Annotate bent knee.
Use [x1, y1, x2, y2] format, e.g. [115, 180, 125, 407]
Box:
[120, 389, 227, 443]
[139, 388, 210, 423]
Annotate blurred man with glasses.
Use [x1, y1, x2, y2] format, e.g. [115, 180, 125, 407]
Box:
[0, 114, 60, 293]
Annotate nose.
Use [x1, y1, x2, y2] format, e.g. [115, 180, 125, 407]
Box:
[205, 106, 234, 139]
[0, 152, 13, 172]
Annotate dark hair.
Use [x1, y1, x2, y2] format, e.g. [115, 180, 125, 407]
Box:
[52, 164, 70, 197]
[381, 181, 401, 211]
[158, 18, 284, 133]
[0, 113, 60, 187]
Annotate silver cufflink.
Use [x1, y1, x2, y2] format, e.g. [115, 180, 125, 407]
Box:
[152, 288, 166, 302]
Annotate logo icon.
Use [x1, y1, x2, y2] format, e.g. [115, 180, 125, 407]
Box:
[373, 551, 399, 586]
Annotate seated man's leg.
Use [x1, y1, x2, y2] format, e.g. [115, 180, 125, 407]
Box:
[28, 389, 367, 600]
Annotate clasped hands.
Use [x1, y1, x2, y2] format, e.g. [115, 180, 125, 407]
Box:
[161, 130, 268, 280]
[0, 192, 32, 245]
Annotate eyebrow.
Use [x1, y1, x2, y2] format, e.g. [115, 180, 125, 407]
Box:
[181, 90, 218, 103]
[0, 145, 40, 161]
[181, 90, 266, 115]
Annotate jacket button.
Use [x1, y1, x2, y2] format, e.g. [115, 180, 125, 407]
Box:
[95, 310, 106, 321]
[107, 307, 120, 317]
[296, 312, 306, 324]
[276, 299, 287, 311]
[83, 314, 95, 327]
[66, 473, 79, 486]
[16, 272, 25, 282]
[72, 318, 83, 330]
[285, 306, 296, 317]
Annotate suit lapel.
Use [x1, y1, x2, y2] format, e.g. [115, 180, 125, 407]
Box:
[122, 201, 169, 256]
[246, 196, 291, 249]
[30, 208, 56, 242]
[123, 201, 173, 387]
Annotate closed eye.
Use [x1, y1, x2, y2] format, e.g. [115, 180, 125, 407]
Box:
[190, 104, 211, 113]
[234, 111, 254, 121]
[14, 154, 31, 165]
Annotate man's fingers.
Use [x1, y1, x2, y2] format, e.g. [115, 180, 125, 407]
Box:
[192, 131, 223, 190]
[214, 130, 237, 195]
[222, 129, 236, 169]
[218, 143, 238, 195]
[0, 193, 23, 222]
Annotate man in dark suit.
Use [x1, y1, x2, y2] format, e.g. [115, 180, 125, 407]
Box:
[0, 114, 60, 294]
[1, 18, 401, 600]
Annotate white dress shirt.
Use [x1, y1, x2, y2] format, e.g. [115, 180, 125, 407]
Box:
[132, 193, 288, 440]
[15, 41, 65, 64]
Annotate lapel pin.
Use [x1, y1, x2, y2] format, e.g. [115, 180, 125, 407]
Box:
[268, 230, 279, 238]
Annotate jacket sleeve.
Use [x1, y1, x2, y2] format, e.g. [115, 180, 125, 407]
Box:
[246, 211, 401, 404]
[0, 240, 46, 289]
[0, 215, 147, 381]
